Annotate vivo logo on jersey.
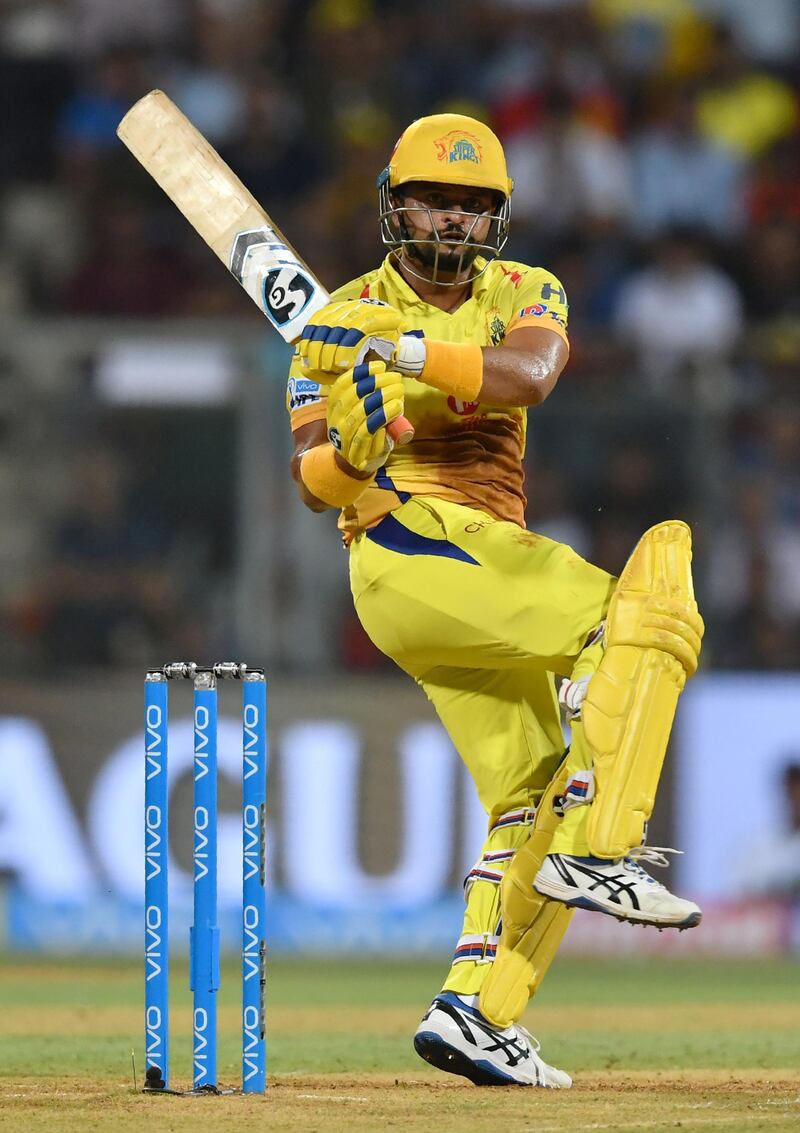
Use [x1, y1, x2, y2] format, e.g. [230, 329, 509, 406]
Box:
[287, 375, 322, 411]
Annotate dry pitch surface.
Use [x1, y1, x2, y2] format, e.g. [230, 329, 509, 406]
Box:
[1, 956, 798, 1132]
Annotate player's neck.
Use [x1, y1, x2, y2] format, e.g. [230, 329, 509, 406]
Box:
[396, 257, 472, 313]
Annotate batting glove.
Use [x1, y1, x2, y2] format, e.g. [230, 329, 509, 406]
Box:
[298, 299, 404, 382]
[326, 360, 405, 473]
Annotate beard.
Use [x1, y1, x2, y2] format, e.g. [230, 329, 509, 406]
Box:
[406, 236, 480, 276]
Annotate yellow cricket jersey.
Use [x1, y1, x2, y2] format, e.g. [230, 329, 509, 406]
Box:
[286, 254, 569, 537]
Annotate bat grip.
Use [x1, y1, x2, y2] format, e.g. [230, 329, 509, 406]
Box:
[388, 416, 414, 446]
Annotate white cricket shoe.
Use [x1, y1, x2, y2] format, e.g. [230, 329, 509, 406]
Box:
[534, 849, 702, 929]
[413, 992, 572, 1088]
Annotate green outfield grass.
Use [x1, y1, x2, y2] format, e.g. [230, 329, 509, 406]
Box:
[1, 955, 799, 1132]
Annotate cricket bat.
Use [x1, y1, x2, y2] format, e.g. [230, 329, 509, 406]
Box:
[117, 89, 413, 443]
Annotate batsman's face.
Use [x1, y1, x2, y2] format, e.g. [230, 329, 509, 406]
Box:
[395, 181, 497, 274]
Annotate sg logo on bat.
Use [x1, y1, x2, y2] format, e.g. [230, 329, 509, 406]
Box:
[229, 227, 316, 330]
[261, 265, 314, 327]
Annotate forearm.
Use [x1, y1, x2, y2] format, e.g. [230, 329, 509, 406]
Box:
[290, 451, 333, 514]
[290, 421, 333, 511]
[290, 438, 374, 512]
[478, 342, 564, 407]
[396, 327, 568, 409]
[295, 479, 330, 513]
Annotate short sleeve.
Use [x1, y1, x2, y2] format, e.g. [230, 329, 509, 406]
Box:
[505, 269, 569, 346]
[286, 349, 327, 430]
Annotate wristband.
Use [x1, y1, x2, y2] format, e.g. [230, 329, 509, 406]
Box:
[299, 443, 375, 507]
[396, 336, 483, 402]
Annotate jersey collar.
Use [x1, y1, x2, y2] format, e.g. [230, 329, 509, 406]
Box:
[378, 254, 492, 313]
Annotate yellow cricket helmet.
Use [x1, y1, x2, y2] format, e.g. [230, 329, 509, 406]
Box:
[377, 114, 513, 286]
[379, 113, 513, 198]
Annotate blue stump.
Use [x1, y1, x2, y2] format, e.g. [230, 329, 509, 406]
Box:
[190, 672, 220, 1090]
[144, 673, 169, 1089]
[242, 674, 268, 1092]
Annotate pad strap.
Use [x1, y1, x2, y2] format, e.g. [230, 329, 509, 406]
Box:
[553, 770, 596, 815]
[299, 443, 375, 508]
[453, 932, 500, 964]
[489, 807, 537, 832]
[463, 849, 516, 894]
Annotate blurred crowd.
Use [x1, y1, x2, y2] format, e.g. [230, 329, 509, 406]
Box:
[2, 0, 800, 671]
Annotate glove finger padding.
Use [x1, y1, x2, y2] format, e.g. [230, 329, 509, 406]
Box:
[347, 394, 404, 471]
[299, 299, 404, 381]
[335, 374, 405, 420]
[326, 361, 405, 473]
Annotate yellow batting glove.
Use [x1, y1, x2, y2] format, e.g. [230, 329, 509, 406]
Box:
[326, 361, 405, 473]
[298, 299, 404, 383]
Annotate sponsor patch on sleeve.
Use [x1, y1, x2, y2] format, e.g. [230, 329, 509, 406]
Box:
[288, 376, 323, 411]
[519, 303, 548, 318]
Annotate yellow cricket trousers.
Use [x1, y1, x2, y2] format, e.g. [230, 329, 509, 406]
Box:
[349, 496, 615, 993]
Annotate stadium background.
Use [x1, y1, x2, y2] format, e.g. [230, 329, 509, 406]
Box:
[0, 0, 799, 964]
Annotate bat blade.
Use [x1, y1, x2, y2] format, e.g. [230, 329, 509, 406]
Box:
[117, 90, 413, 443]
[117, 89, 328, 341]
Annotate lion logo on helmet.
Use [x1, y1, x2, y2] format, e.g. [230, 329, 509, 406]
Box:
[434, 131, 482, 165]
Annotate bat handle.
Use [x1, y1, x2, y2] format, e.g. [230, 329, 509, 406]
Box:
[388, 416, 414, 446]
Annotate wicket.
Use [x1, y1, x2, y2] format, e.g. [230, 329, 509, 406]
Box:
[144, 661, 267, 1095]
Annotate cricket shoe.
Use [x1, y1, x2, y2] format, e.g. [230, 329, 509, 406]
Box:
[534, 848, 702, 929]
[413, 992, 572, 1088]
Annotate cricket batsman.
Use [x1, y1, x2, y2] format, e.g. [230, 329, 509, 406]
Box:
[287, 114, 704, 1088]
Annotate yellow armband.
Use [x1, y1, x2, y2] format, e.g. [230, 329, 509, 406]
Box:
[396, 336, 484, 401]
[299, 443, 375, 508]
[421, 340, 484, 402]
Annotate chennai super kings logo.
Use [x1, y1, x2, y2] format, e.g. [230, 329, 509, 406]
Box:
[434, 131, 482, 165]
[489, 314, 506, 346]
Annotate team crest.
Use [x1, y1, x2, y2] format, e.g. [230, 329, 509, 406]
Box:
[434, 131, 482, 165]
[489, 314, 506, 346]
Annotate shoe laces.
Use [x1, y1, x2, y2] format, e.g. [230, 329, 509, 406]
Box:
[514, 1023, 541, 1056]
[627, 845, 683, 868]
[624, 846, 683, 886]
